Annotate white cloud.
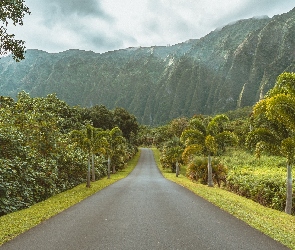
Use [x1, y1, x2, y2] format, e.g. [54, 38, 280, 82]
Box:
[7, 0, 295, 53]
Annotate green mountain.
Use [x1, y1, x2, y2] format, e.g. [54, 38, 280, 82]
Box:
[1, 8, 295, 125]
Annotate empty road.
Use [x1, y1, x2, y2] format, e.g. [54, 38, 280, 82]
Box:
[0, 148, 289, 250]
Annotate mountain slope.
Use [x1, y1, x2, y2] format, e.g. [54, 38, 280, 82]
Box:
[0, 8, 295, 125]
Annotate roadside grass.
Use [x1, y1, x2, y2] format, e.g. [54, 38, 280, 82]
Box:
[0, 150, 140, 246]
[151, 148, 295, 250]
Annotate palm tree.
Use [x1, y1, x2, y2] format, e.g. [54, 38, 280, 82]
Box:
[246, 72, 295, 214]
[71, 124, 106, 187]
[160, 137, 184, 176]
[181, 115, 237, 187]
[103, 127, 125, 179]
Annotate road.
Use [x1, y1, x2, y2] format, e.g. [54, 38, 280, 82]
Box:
[1, 148, 289, 250]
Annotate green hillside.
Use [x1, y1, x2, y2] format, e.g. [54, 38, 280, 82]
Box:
[0, 8, 294, 125]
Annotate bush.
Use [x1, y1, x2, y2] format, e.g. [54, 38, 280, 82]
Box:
[222, 150, 295, 214]
[226, 168, 295, 213]
[186, 157, 227, 187]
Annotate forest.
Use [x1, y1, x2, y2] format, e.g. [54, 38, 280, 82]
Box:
[0, 92, 139, 216]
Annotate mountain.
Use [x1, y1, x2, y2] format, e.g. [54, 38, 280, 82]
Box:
[1, 8, 295, 125]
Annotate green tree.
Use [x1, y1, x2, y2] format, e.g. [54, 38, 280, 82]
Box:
[246, 72, 295, 214]
[113, 107, 139, 142]
[160, 137, 184, 176]
[103, 127, 126, 179]
[181, 115, 237, 187]
[71, 125, 106, 187]
[0, 0, 30, 61]
[85, 105, 114, 130]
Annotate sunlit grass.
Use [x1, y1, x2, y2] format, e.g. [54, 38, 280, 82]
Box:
[0, 150, 140, 246]
[152, 148, 295, 250]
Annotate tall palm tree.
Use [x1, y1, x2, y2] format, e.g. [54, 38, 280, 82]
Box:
[246, 72, 295, 214]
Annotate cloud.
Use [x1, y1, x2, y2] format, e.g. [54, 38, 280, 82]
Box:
[7, 0, 295, 54]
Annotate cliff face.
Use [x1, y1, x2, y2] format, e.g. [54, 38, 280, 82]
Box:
[0, 8, 294, 125]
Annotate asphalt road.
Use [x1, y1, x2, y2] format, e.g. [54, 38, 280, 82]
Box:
[1, 148, 289, 250]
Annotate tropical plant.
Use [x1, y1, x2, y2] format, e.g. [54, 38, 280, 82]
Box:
[186, 157, 227, 187]
[181, 115, 238, 187]
[160, 137, 184, 176]
[246, 72, 295, 214]
[102, 127, 126, 178]
[71, 125, 107, 187]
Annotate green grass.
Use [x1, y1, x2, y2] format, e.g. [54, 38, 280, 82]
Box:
[0, 150, 140, 246]
[151, 148, 295, 250]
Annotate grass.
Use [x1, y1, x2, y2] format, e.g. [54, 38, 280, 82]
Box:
[151, 148, 295, 250]
[0, 150, 140, 246]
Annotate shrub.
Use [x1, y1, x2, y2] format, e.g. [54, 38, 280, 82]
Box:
[186, 157, 227, 187]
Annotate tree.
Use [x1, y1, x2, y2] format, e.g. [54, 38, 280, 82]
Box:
[0, 0, 30, 61]
[71, 125, 106, 187]
[160, 137, 184, 176]
[103, 127, 125, 179]
[181, 115, 237, 187]
[86, 105, 114, 130]
[113, 107, 139, 142]
[246, 72, 295, 214]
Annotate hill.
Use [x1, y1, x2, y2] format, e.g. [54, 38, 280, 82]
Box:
[0, 7, 295, 125]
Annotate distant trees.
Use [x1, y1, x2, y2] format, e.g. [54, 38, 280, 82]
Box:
[247, 72, 295, 214]
[0, 0, 30, 61]
[82, 105, 139, 144]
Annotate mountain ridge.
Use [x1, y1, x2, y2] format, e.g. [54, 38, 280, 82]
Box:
[0, 7, 295, 125]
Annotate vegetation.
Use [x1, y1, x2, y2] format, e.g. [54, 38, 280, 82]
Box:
[0, 0, 30, 61]
[247, 72, 295, 214]
[0, 149, 140, 246]
[0, 92, 139, 216]
[222, 150, 295, 214]
[152, 148, 295, 250]
[152, 72, 295, 217]
[180, 114, 237, 186]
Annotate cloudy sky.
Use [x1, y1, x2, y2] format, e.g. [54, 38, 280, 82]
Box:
[9, 0, 295, 54]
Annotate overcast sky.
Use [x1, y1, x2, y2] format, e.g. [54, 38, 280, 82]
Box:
[8, 0, 295, 54]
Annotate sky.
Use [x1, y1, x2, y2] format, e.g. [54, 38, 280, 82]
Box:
[8, 0, 295, 54]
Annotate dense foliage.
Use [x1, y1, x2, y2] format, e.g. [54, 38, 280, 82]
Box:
[223, 150, 295, 214]
[0, 92, 139, 216]
[153, 72, 295, 215]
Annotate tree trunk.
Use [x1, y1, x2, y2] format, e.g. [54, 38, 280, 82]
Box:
[86, 157, 91, 188]
[91, 153, 95, 182]
[107, 155, 111, 179]
[176, 161, 179, 177]
[285, 163, 292, 214]
[112, 165, 116, 174]
[207, 154, 214, 187]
